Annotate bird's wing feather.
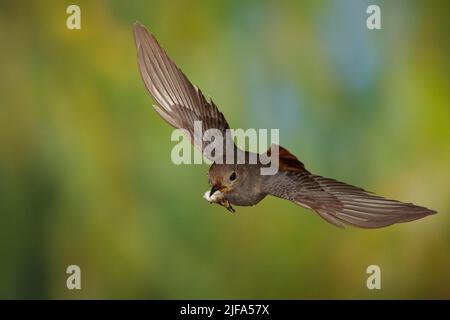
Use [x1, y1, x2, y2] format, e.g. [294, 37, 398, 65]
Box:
[264, 146, 436, 228]
[133, 23, 231, 159]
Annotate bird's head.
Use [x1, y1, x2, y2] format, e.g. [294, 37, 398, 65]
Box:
[208, 163, 245, 196]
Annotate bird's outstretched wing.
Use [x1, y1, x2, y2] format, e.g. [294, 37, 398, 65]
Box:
[265, 146, 436, 228]
[133, 23, 231, 160]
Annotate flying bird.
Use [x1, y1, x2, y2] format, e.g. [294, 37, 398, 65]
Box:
[133, 22, 436, 228]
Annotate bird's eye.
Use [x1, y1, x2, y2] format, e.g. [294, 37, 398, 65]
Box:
[229, 172, 237, 181]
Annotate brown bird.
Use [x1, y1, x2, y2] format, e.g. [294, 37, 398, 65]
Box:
[133, 22, 436, 228]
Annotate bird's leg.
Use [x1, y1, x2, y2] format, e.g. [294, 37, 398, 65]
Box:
[203, 190, 236, 213]
[222, 200, 235, 213]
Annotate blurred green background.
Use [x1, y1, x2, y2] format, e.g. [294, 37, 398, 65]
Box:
[0, 0, 449, 299]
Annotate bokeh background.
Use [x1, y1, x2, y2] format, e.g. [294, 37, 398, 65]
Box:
[0, 0, 449, 299]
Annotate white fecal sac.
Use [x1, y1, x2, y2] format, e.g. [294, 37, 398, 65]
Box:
[203, 190, 224, 203]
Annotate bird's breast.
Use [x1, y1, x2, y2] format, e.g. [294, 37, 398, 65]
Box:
[224, 190, 266, 206]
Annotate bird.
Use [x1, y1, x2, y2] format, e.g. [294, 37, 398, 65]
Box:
[133, 22, 436, 228]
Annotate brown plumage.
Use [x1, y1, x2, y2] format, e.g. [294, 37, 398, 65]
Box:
[133, 22, 436, 228]
[134, 23, 230, 157]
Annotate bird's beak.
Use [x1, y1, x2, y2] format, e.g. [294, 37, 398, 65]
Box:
[210, 185, 220, 196]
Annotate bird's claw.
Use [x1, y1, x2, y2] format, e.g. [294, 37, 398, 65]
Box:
[226, 203, 235, 213]
[203, 190, 236, 214]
